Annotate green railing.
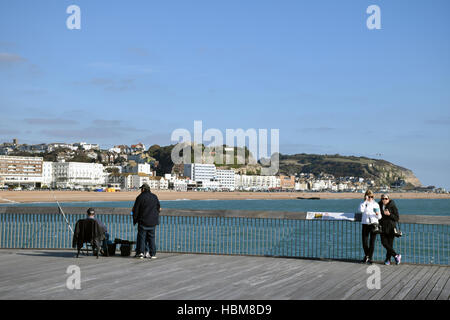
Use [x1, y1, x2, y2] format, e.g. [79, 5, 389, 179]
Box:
[0, 208, 449, 265]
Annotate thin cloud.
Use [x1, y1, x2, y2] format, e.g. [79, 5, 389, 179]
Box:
[92, 119, 122, 127]
[127, 48, 150, 57]
[296, 127, 338, 133]
[90, 78, 115, 86]
[25, 118, 78, 126]
[88, 62, 153, 74]
[40, 119, 148, 141]
[0, 128, 21, 135]
[425, 117, 450, 125]
[74, 77, 136, 92]
[0, 52, 27, 66]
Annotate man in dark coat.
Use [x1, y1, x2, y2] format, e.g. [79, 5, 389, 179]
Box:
[86, 208, 109, 254]
[378, 194, 401, 265]
[132, 183, 161, 259]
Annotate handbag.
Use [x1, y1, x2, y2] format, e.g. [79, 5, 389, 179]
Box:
[370, 223, 383, 234]
[393, 223, 403, 237]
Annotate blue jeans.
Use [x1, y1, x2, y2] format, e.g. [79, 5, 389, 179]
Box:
[136, 225, 156, 256]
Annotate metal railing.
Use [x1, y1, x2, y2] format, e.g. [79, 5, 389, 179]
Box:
[0, 207, 449, 265]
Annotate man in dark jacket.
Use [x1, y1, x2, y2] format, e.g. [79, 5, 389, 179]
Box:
[86, 207, 109, 254]
[132, 183, 161, 259]
[378, 194, 401, 265]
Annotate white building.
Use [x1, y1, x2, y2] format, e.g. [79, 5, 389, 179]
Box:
[108, 147, 122, 154]
[216, 169, 235, 191]
[173, 178, 188, 192]
[295, 181, 309, 191]
[123, 163, 152, 175]
[129, 174, 151, 190]
[198, 179, 220, 190]
[184, 163, 216, 182]
[120, 174, 168, 190]
[235, 174, 280, 190]
[42, 161, 54, 187]
[47, 143, 78, 152]
[149, 177, 168, 190]
[74, 142, 100, 151]
[52, 161, 106, 189]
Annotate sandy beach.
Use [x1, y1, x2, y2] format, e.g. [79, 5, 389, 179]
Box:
[0, 190, 449, 204]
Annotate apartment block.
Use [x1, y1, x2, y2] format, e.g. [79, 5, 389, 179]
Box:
[0, 155, 43, 187]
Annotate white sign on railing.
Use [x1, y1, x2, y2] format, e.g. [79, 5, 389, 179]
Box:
[306, 212, 356, 221]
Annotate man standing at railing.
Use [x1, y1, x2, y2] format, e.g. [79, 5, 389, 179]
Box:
[132, 183, 161, 259]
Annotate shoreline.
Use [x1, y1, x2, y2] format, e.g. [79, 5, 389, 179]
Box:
[1, 190, 449, 204]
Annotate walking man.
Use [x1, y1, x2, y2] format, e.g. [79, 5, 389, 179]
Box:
[132, 183, 161, 259]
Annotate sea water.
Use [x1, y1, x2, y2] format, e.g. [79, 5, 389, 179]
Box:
[1, 198, 449, 216]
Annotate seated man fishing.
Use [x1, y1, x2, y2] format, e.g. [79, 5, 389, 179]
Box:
[86, 207, 109, 255]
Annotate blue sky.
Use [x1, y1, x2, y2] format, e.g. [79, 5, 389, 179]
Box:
[0, 0, 449, 189]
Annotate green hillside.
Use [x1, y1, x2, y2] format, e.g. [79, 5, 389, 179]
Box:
[278, 153, 421, 186]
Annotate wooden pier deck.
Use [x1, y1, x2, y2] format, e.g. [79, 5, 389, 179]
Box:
[0, 249, 448, 300]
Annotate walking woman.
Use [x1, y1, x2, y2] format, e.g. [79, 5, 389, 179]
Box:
[359, 190, 382, 264]
[378, 194, 402, 265]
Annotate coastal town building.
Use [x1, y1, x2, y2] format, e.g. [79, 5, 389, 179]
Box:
[47, 143, 78, 152]
[184, 163, 216, 182]
[52, 161, 106, 189]
[42, 161, 53, 187]
[173, 178, 189, 192]
[280, 175, 295, 190]
[0, 155, 43, 188]
[123, 163, 152, 176]
[235, 174, 280, 191]
[216, 169, 235, 191]
[73, 142, 100, 151]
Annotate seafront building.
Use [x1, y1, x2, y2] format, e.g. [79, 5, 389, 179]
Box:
[184, 164, 236, 191]
[216, 169, 236, 191]
[0, 155, 43, 189]
[51, 161, 106, 189]
[234, 174, 280, 191]
[122, 163, 153, 176]
[184, 163, 216, 182]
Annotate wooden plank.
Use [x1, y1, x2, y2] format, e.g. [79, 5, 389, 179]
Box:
[321, 263, 398, 300]
[300, 262, 367, 299]
[375, 265, 425, 300]
[415, 267, 447, 300]
[353, 264, 415, 300]
[426, 267, 450, 300]
[285, 261, 349, 299]
[437, 270, 450, 300]
[392, 266, 430, 300]
[0, 249, 448, 300]
[344, 264, 401, 300]
[403, 266, 441, 300]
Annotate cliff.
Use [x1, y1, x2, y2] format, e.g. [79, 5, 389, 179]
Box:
[278, 154, 422, 187]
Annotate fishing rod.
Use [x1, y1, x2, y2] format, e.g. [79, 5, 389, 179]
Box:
[23, 187, 73, 249]
[51, 187, 74, 234]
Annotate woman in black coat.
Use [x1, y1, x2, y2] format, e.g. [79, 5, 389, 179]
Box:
[378, 194, 402, 265]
